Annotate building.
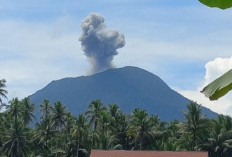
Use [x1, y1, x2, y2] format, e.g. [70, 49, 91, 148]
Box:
[90, 150, 208, 157]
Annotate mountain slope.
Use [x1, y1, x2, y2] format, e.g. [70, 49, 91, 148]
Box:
[30, 66, 217, 121]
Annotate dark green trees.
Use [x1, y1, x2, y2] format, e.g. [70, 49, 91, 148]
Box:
[1, 98, 232, 157]
[180, 102, 209, 151]
[52, 101, 66, 132]
[21, 98, 36, 126]
[1, 97, 35, 157]
[0, 79, 7, 105]
[2, 120, 29, 157]
[204, 115, 232, 157]
[128, 109, 154, 150]
[86, 100, 106, 131]
[72, 114, 90, 157]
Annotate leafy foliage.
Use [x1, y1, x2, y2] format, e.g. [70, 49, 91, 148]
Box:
[199, 0, 232, 9]
[0, 79, 7, 105]
[201, 69, 232, 100]
[202, 115, 232, 157]
[1, 98, 232, 157]
[180, 102, 209, 150]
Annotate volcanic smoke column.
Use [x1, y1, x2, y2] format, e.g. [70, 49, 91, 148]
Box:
[79, 13, 125, 74]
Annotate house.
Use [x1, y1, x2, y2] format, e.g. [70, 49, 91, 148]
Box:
[90, 150, 208, 157]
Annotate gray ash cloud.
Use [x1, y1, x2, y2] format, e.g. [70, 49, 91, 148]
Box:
[79, 13, 125, 74]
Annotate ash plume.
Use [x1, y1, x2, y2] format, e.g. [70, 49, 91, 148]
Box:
[79, 13, 125, 74]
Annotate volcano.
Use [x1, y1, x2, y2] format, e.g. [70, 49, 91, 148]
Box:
[30, 66, 217, 121]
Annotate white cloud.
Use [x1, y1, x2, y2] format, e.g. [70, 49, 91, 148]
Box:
[204, 57, 232, 85]
[179, 89, 232, 116]
[179, 56, 232, 116]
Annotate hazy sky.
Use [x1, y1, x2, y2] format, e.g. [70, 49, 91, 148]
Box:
[1, 0, 232, 115]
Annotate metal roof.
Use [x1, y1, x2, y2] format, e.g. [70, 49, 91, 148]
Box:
[90, 150, 208, 157]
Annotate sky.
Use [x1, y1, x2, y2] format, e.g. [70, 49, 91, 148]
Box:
[1, 0, 232, 115]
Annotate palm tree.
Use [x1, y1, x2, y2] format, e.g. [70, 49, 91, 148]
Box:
[165, 120, 181, 151]
[111, 112, 131, 150]
[0, 79, 7, 105]
[98, 110, 115, 149]
[34, 116, 54, 156]
[40, 99, 53, 121]
[128, 109, 154, 150]
[2, 119, 29, 157]
[98, 129, 116, 150]
[33, 99, 54, 156]
[72, 114, 90, 157]
[180, 102, 209, 151]
[50, 112, 75, 157]
[99, 110, 111, 133]
[108, 104, 121, 132]
[64, 112, 75, 157]
[8, 98, 22, 120]
[0, 112, 6, 151]
[85, 99, 106, 131]
[65, 112, 74, 137]
[203, 115, 232, 157]
[52, 101, 66, 131]
[51, 101, 66, 156]
[149, 115, 168, 151]
[108, 104, 121, 119]
[21, 97, 35, 126]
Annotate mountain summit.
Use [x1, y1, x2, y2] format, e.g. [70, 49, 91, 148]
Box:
[30, 66, 217, 121]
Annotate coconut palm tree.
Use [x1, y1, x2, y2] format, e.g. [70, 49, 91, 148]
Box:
[34, 115, 54, 157]
[149, 115, 168, 151]
[108, 104, 121, 119]
[108, 104, 122, 132]
[115, 113, 131, 150]
[128, 109, 154, 150]
[85, 99, 106, 131]
[72, 114, 90, 157]
[0, 79, 7, 105]
[2, 119, 29, 157]
[180, 102, 209, 151]
[51, 101, 66, 156]
[40, 99, 53, 121]
[8, 98, 22, 120]
[0, 112, 6, 152]
[98, 110, 116, 149]
[21, 97, 35, 126]
[203, 115, 232, 157]
[99, 110, 111, 133]
[165, 120, 181, 151]
[52, 101, 66, 131]
[63, 112, 75, 157]
[33, 99, 54, 156]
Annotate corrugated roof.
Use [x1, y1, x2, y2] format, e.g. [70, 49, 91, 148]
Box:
[90, 150, 208, 157]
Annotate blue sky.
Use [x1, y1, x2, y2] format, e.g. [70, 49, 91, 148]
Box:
[1, 0, 232, 114]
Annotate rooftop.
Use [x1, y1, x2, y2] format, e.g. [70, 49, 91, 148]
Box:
[90, 150, 208, 157]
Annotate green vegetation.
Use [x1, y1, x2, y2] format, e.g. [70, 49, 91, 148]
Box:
[199, 0, 232, 9]
[0, 79, 7, 105]
[1, 97, 232, 157]
[202, 69, 232, 100]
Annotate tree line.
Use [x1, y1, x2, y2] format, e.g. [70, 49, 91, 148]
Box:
[1, 98, 232, 157]
[1, 79, 232, 157]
